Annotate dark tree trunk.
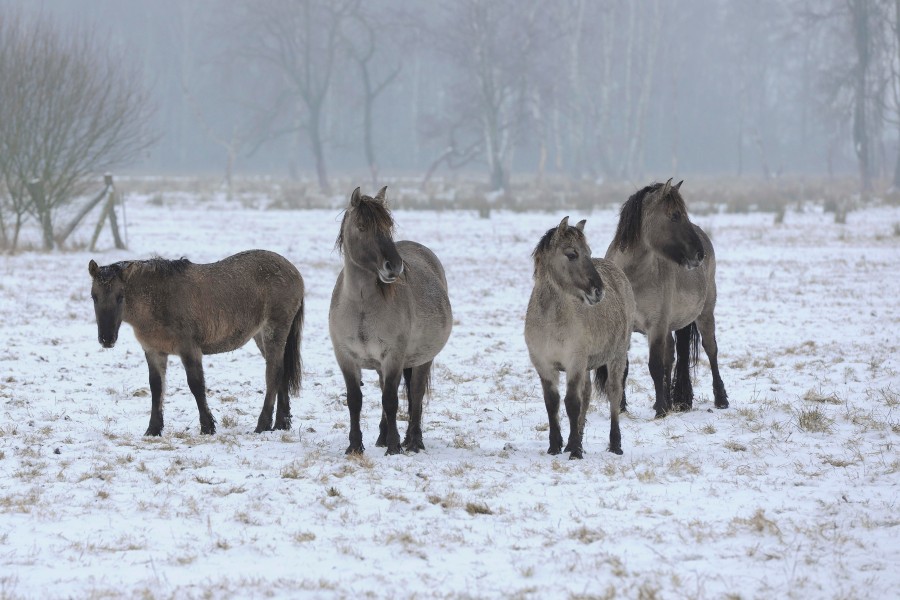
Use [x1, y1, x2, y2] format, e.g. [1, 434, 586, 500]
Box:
[27, 180, 54, 251]
[850, 0, 872, 193]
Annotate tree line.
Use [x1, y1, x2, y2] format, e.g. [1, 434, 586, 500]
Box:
[2, 0, 900, 251]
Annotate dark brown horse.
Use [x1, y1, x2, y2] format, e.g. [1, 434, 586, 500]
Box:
[329, 186, 452, 455]
[605, 179, 728, 417]
[525, 217, 635, 457]
[88, 250, 304, 435]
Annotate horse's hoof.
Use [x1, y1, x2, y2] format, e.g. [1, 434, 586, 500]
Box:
[253, 425, 271, 434]
[673, 403, 691, 413]
[547, 446, 562, 455]
[654, 410, 668, 419]
[403, 439, 424, 453]
[608, 446, 623, 456]
[200, 424, 216, 435]
[345, 444, 365, 455]
[374, 436, 387, 447]
[385, 445, 405, 456]
[144, 428, 162, 437]
[568, 448, 584, 460]
[715, 400, 730, 409]
[273, 418, 292, 431]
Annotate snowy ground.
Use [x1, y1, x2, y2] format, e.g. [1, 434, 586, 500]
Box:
[1, 191, 898, 599]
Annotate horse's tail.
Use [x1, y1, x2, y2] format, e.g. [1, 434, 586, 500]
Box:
[594, 365, 608, 398]
[675, 322, 700, 373]
[672, 322, 699, 407]
[283, 299, 304, 396]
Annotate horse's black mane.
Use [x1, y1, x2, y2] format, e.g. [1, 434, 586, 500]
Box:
[611, 182, 688, 251]
[97, 257, 190, 283]
[335, 195, 395, 253]
[532, 224, 586, 277]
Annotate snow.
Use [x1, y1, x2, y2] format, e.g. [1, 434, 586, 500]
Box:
[1, 194, 898, 599]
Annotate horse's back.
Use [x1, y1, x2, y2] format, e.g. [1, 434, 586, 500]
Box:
[172, 250, 303, 353]
[397, 240, 452, 357]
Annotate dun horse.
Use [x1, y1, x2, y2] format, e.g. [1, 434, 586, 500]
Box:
[329, 186, 452, 455]
[525, 217, 635, 457]
[88, 250, 304, 435]
[605, 179, 728, 417]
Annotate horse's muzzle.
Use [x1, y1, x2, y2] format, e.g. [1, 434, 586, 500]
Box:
[99, 336, 116, 349]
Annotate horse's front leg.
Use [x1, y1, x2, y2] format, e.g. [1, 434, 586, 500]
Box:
[375, 370, 388, 447]
[339, 362, 365, 454]
[180, 350, 216, 434]
[538, 372, 563, 455]
[563, 369, 586, 459]
[380, 368, 404, 455]
[648, 332, 672, 418]
[144, 350, 168, 436]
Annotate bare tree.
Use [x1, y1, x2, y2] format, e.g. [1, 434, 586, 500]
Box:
[431, 0, 551, 191]
[224, 0, 356, 194]
[0, 10, 155, 251]
[340, 4, 402, 185]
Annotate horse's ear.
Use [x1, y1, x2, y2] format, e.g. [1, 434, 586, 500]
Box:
[557, 216, 570, 235]
[662, 178, 673, 196]
[674, 180, 683, 191]
[374, 186, 388, 203]
[350, 187, 361, 207]
[575, 219, 586, 232]
[88, 259, 99, 278]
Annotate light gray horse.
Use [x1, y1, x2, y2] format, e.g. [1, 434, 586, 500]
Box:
[88, 250, 304, 435]
[605, 179, 728, 417]
[329, 186, 452, 455]
[525, 217, 635, 457]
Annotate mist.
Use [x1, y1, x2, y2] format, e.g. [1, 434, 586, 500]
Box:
[3, 0, 885, 188]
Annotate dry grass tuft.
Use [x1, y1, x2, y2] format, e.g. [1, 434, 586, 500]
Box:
[724, 441, 748, 452]
[802, 387, 842, 405]
[795, 406, 834, 433]
[464, 501, 493, 516]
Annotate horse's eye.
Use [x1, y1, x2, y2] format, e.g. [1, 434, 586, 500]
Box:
[116, 294, 124, 304]
[565, 250, 578, 261]
[671, 212, 682, 222]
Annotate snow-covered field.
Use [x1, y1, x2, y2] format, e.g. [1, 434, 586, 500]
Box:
[1, 191, 898, 599]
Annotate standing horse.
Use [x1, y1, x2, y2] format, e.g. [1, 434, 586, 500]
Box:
[88, 250, 304, 435]
[525, 217, 635, 457]
[329, 186, 452, 455]
[605, 179, 728, 417]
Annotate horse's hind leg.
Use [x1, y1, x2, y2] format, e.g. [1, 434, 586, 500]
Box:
[144, 351, 168, 436]
[403, 362, 430, 453]
[649, 332, 674, 418]
[619, 359, 629, 412]
[605, 359, 626, 455]
[180, 350, 216, 435]
[696, 310, 729, 409]
[672, 323, 696, 412]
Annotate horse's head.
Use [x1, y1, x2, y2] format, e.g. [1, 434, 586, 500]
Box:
[88, 259, 133, 348]
[613, 178, 705, 269]
[533, 217, 604, 305]
[337, 186, 404, 284]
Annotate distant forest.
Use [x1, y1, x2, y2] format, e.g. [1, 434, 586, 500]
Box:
[4, 0, 898, 192]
